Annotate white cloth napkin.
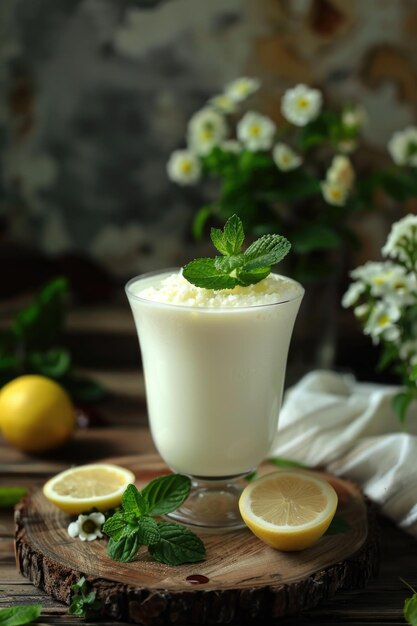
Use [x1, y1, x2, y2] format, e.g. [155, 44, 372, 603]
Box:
[271, 370, 417, 537]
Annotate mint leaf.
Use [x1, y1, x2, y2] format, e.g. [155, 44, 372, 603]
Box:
[107, 532, 141, 563]
[182, 258, 238, 290]
[149, 522, 206, 565]
[211, 214, 244, 256]
[404, 594, 417, 625]
[122, 484, 148, 517]
[268, 457, 307, 469]
[0, 487, 27, 509]
[235, 266, 271, 286]
[102, 512, 129, 541]
[214, 254, 245, 273]
[141, 474, 191, 516]
[137, 516, 160, 546]
[69, 577, 101, 618]
[244, 234, 291, 270]
[0, 605, 42, 626]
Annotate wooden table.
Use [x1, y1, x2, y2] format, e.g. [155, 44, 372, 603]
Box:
[1, 362, 416, 626]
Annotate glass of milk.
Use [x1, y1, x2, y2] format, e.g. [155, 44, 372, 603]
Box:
[126, 269, 304, 530]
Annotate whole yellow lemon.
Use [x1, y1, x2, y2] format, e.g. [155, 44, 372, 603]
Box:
[0, 375, 76, 453]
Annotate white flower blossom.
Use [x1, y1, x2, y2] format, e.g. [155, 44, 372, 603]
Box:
[209, 94, 237, 114]
[342, 281, 365, 308]
[388, 126, 417, 167]
[326, 155, 355, 190]
[167, 150, 201, 185]
[221, 140, 242, 154]
[364, 301, 401, 344]
[281, 84, 322, 127]
[237, 111, 276, 152]
[350, 260, 416, 305]
[399, 340, 417, 364]
[272, 143, 302, 171]
[187, 107, 227, 156]
[382, 214, 417, 264]
[354, 303, 370, 319]
[321, 180, 349, 206]
[68, 512, 105, 542]
[342, 105, 367, 129]
[225, 77, 260, 103]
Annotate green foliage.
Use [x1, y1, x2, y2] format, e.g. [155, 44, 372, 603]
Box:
[324, 515, 351, 535]
[183, 215, 291, 289]
[401, 580, 417, 626]
[0, 487, 27, 509]
[103, 476, 205, 566]
[267, 457, 307, 469]
[0, 278, 105, 403]
[69, 577, 101, 618]
[392, 391, 415, 426]
[292, 224, 342, 254]
[0, 605, 42, 626]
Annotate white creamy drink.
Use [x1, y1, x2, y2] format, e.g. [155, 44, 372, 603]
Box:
[126, 270, 303, 478]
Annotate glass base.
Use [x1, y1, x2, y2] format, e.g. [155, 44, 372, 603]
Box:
[165, 474, 250, 531]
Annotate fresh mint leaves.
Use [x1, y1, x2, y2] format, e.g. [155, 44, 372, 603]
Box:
[183, 214, 291, 290]
[402, 579, 417, 626]
[0, 487, 27, 509]
[69, 577, 101, 618]
[103, 475, 205, 566]
[0, 604, 42, 626]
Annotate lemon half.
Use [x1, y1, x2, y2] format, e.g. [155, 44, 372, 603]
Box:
[239, 470, 338, 551]
[43, 463, 135, 514]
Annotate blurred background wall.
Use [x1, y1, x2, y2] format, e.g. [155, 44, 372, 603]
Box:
[1, 0, 417, 293]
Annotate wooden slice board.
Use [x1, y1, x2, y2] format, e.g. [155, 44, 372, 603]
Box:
[15, 454, 379, 624]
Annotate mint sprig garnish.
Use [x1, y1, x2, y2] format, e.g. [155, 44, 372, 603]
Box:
[183, 214, 291, 290]
[103, 475, 205, 566]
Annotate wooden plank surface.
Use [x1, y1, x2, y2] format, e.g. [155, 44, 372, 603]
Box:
[1, 368, 416, 625]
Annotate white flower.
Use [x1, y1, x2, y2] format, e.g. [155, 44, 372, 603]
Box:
[388, 126, 417, 167]
[221, 140, 242, 154]
[68, 512, 105, 542]
[321, 180, 349, 206]
[187, 107, 227, 156]
[326, 155, 355, 190]
[364, 301, 401, 344]
[342, 105, 367, 129]
[382, 214, 417, 263]
[399, 340, 417, 363]
[354, 303, 370, 318]
[342, 281, 365, 308]
[237, 111, 276, 152]
[209, 94, 237, 114]
[272, 143, 302, 171]
[281, 84, 322, 127]
[167, 150, 201, 185]
[225, 77, 260, 103]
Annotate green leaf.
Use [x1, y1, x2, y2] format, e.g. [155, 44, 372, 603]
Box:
[292, 225, 342, 254]
[102, 512, 129, 541]
[377, 343, 398, 372]
[122, 484, 148, 517]
[27, 348, 71, 378]
[324, 515, 351, 535]
[141, 474, 191, 517]
[137, 516, 160, 546]
[192, 206, 212, 240]
[392, 391, 414, 425]
[0, 487, 27, 508]
[182, 258, 238, 290]
[404, 594, 417, 625]
[267, 457, 307, 469]
[62, 375, 106, 403]
[244, 234, 291, 270]
[410, 364, 417, 382]
[214, 254, 245, 273]
[210, 214, 245, 256]
[71, 576, 88, 594]
[235, 266, 271, 286]
[149, 522, 205, 565]
[107, 532, 141, 562]
[0, 605, 42, 626]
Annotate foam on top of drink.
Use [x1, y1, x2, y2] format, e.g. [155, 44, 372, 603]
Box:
[137, 271, 302, 308]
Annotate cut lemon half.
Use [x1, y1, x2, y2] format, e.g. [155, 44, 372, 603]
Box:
[43, 463, 135, 514]
[239, 470, 338, 551]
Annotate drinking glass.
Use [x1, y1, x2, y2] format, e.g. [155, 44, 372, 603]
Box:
[126, 269, 304, 530]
